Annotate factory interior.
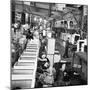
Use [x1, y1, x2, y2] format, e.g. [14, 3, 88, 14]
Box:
[11, 0, 88, 89]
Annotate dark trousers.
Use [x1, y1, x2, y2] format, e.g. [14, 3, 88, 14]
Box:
[63, 46, 69, 58]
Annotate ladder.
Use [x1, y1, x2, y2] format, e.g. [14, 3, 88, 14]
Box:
[12, 39, 39, 89]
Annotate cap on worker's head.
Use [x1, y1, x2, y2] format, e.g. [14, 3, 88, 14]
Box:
[42, 52, 46, 55]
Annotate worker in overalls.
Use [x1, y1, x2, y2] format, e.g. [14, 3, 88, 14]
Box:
[36, 52, 56, 87]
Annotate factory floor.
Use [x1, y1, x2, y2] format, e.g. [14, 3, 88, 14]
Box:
[53, 37, 87, 87]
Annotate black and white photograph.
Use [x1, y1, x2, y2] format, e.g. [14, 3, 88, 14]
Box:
[11, 0, 88, 89]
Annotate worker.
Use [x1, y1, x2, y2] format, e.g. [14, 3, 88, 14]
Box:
[63, 38, 70, 58]
[26, 29, 33, 40]
[35, 52, 50, 88]
[38, 52, 50, 70]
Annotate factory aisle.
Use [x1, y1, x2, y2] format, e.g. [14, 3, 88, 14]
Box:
[55, 38, 73, 62]
[11, 39, 39, 89]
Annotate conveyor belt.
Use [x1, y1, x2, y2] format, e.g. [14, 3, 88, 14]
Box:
[12, 39, 39, 89]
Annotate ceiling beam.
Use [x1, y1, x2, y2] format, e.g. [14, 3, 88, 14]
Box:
[14, 3, 63, 13]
